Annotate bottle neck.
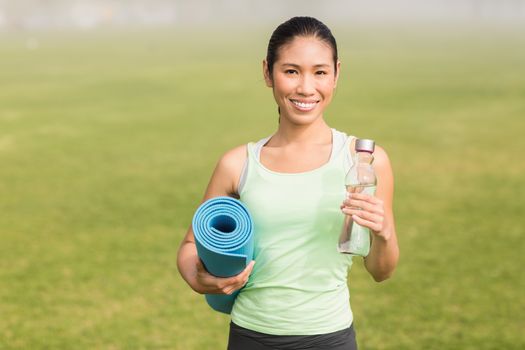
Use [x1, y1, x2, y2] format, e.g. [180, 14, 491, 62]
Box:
[356, 151, 374, 164]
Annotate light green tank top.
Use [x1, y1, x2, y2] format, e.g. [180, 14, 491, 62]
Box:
[231, 130, 355, 335]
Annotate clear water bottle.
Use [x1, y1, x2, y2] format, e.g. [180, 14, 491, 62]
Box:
[338, 139, 377, 256]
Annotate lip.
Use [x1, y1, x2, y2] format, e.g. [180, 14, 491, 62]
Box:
[289, 99, 319, 112]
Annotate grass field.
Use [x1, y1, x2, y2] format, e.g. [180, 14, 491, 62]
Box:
[1, 24, 524, 349]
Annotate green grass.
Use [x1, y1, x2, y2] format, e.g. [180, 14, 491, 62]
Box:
[1, 24, 524, 349]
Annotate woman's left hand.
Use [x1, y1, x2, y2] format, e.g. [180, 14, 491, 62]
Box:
[340, 192, 390, 240]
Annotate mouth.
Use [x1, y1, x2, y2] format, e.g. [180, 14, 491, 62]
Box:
[290, 99, 319, 111]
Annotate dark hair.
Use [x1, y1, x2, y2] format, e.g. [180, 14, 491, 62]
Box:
[266, 16, 338, 78]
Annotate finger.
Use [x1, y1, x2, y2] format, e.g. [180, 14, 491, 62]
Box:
[345, 208, 383, 224]
[344, 198, 375, 212]
[235, 261, 256, 284]
[347, 192, 373, 201]
[223, 285, 240, 295]
[222, 262, 254, 288]
[221, 275, 248, 294]
[346, 193, 375, 204]
[345, 198, 384, 215]
[349, 192, 382, 205]
[351, 214, 382, 232]
[242, 260, 256, 275]
[353, 194, 384, 209]
[197, 260, 254, 294]
[209, 276, 240, 294]
[222, 288, 234, 295]
[239, 260, 256, 278]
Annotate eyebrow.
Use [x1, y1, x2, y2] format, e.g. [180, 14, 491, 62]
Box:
[281, 63, 331, 68]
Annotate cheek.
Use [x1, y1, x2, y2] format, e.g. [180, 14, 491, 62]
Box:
[272, 77, 295, 96]
[319, 81, 336, 98]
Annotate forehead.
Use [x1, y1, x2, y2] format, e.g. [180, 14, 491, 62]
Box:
[276, 36, 334, 64]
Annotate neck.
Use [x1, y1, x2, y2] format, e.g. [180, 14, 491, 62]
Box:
[272, 116, 332, 146]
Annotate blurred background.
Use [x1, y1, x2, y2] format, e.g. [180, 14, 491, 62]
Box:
[1, 1, 524, 349]
[1, 0, 525, 30]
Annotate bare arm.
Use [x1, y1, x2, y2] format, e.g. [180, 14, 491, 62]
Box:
[341, 145, 399, 282]
[176, 145, 255, 294]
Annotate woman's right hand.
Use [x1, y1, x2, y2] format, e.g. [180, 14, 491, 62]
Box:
[194, 259, 256, 295]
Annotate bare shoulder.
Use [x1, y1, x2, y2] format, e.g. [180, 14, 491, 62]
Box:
[219, 144, 248, 170]
[204, 144, 248, 199]
[373, 145, 394, 200]
[217, 144, 248, 187]
[373, 145, 392, 172]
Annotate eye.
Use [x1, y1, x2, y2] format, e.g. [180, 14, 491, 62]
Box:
[285, 69, 298, 75]
[316, 70, 327, 75]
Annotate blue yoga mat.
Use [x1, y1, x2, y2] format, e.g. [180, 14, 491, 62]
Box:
[192, 196, 254, 314]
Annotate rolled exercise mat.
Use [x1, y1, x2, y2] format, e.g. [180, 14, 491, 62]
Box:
[192, 196, 254, 314]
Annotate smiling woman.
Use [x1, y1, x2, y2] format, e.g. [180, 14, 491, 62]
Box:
[264, 36, 340, 125]
[177, 16, 399, 350]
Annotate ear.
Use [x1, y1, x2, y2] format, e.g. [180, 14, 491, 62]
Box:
[334, 60, 341, 89]
[262, 60, 273, 87]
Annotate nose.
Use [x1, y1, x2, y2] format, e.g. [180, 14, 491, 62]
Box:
[296, 74, 316, 96]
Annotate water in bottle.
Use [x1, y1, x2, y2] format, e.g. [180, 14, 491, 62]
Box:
[338, 139, 377, 256]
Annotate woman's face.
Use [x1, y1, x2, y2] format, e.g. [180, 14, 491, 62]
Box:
[264, 36, 340, 126]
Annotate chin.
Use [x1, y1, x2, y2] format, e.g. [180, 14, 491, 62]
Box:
[283, 112, 321, 126]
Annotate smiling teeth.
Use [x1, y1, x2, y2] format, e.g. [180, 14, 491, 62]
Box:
[292, 100, 317, 108]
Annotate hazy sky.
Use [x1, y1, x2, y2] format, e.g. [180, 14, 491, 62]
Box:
[1, 0, 524, 30]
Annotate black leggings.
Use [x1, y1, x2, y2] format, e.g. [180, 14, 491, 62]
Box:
[227, 321, 358, 350]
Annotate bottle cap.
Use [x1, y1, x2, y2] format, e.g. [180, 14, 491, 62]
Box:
[355, 139, 375, 153]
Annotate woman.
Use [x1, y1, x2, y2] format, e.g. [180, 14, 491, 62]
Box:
[177, 16, 399, 349]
